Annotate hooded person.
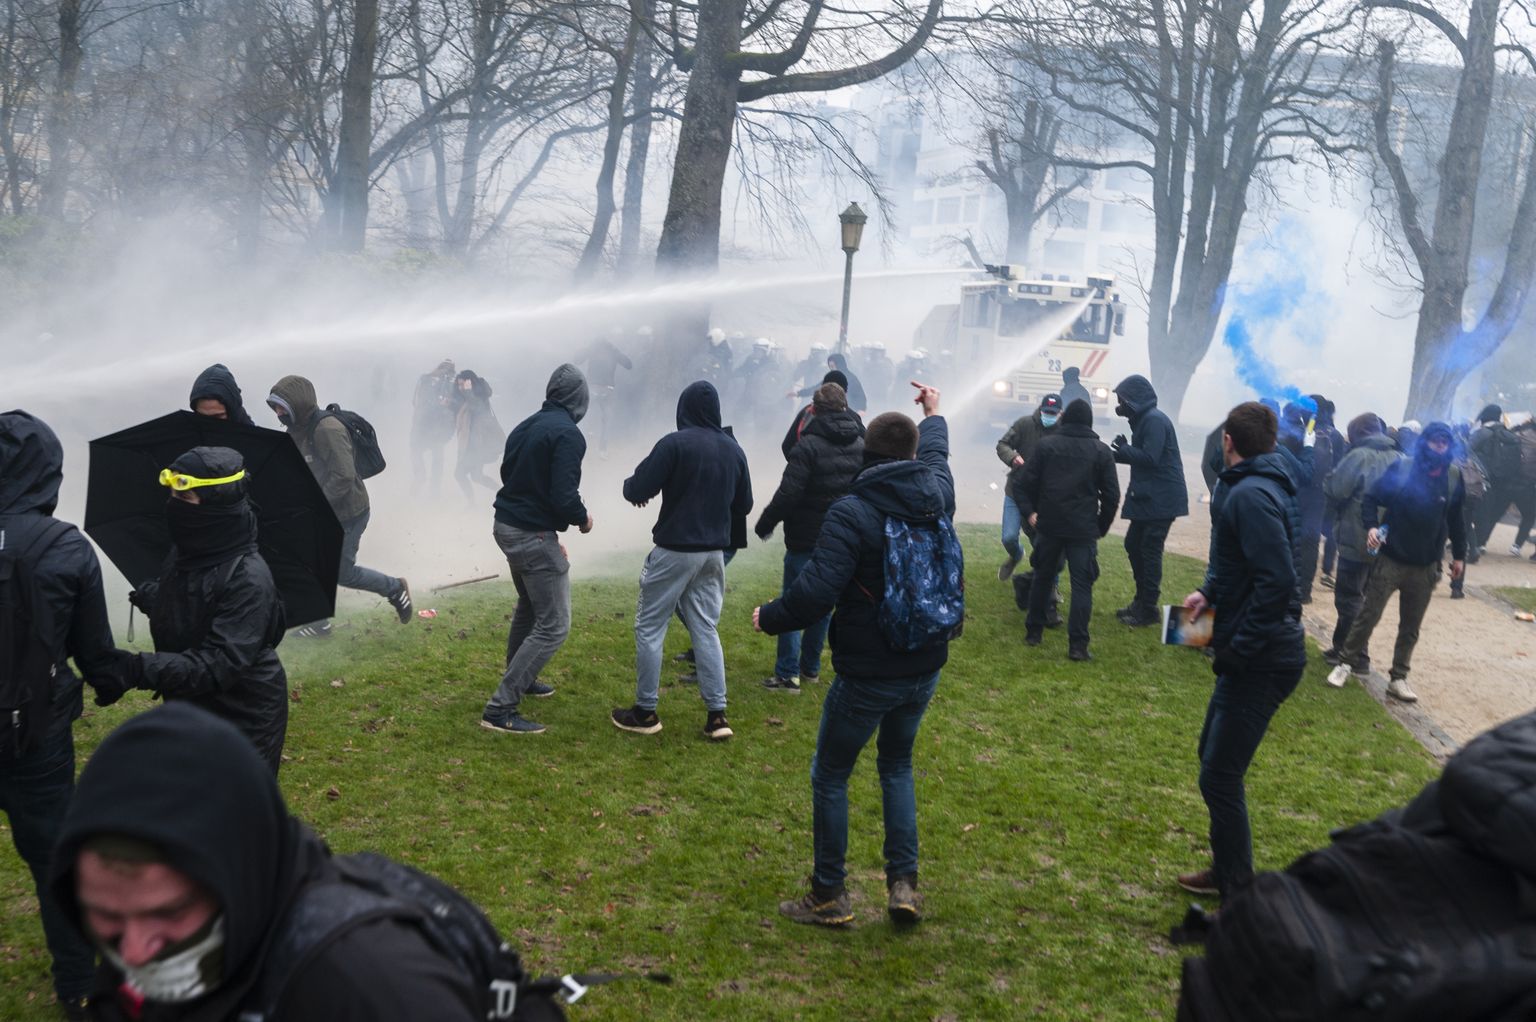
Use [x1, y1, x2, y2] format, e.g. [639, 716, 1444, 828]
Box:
[754, 382, 956, 927]
[410, 359, 459, 495]
[188, 365, 255, 426]
[114, 447, 288, 772]
[1060, 366, 1092, 411]
[451, 370, 504, 504]
[755, 383, 866, 691]
[49, 703, 479, 1021]
[615, 381, 753, 741]
[1322, 413, 1403, 669]
[480, 364, 593, 735]
[782, 369, 860, 458]
[0, 410, 125, 1018]
[1327, 421, 1467, 702]
[266, 376, 410, 635]
[1469, 402, 1529, 552]
[1109, 374, 1189, 625]
[1178, 401, 1306, 901]
[995, 394, 1064, 581]
[824, 352, 867, 414]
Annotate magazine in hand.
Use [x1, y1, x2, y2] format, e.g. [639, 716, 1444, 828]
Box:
[1162, 605, 1214, 648]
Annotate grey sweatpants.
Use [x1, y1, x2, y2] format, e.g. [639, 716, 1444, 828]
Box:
[485, 523, 571, 714]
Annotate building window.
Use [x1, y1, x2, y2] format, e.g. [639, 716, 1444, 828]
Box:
[962, 194, 981, 221]
[936, 196, 962, 224]
[911, 200, 933, 225]
[1100, 202, 1149, 233]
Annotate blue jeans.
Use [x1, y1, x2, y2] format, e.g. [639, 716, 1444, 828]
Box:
[635, 548, 727, 712]
[810, 671, 940, 892]
[0, 717, 96, 1000]
[774, 550, 829, 679]
[1001, 496, 1025, 561]
[1197, 668, 1301, 897]
[339, 508, 399, 599]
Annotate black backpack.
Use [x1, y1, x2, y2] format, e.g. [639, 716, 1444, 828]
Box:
[246, 852, 662, 1021]
[322, 404, 387, 479]
[0, 518, 72, 762]
[1177, 817, 1536, 1022]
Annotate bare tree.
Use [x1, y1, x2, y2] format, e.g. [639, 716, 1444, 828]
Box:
[1367, 0, 1536, 419]
[972, 100, 1086, 264]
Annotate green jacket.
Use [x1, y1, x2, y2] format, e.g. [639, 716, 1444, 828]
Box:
[996, 410, 1051, 504]
[270, 375, 369, 522]
[1323, 433, 1400, 561]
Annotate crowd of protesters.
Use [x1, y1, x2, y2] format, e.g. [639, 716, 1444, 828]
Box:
[6, 326, 1535, 1021]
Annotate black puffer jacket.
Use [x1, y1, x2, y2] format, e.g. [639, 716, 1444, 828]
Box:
[0, 411, 121, 737]
[51, 703, 479, 1022]
[189, 364, 256, 426]
[1111, 375, 1189, 520]
[1018, 403, 1120, 540]
[758, 416, 955, 680]
[1198, 451, 1305, 672]
[756, 408, 865, 552]
[133, 448, 288, 773]
[1435, 708, 1536, 882]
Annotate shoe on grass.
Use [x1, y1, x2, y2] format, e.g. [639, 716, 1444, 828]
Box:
[480, 711, 545, 734]
[1068, 645, 1092, 662]
[673, 649, 695, 663]
[293, 621, 333, 639]
[1119, 605, 1160, 627]
[1025, 630, 1043, 647]
[1386, 678, 1419, 703]
[388, 579, 413, 624]
[887, 877, 921, 924]
[1177, 869, 1220, 896]
[780, 888, 854, 927]
[526, 681, 555, 697]
[998, 553, 1022, 581]
[704, 711, 734, 741]
[761, 675, 801, 694]
[1044, 606, 1064, 629]
[611, 705, 662, 735]
[801, 672, 821, 685]
[1325, 664, 1352, 688]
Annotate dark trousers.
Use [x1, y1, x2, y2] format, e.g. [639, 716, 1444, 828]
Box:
[1475, 482, 1536, 547]
[1341, 555, 1438, 681]
[1329, 557, 1371, 669]
[1321, 517, 1338, 576]
[0, 718, 96, 1000]
[1027, 534, 1098, 647]
[1297, 512, 1324, 600]
[1124, 518, 1173, 610]
[338, 509, 399, 599]
[1197, 667, 1302, 897]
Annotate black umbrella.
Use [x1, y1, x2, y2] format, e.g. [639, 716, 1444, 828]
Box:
[87, 411, 341, 625]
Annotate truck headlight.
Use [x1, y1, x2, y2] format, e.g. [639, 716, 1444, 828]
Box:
[1093, 387, 1110, 400]
[993, 380, 1011, 396]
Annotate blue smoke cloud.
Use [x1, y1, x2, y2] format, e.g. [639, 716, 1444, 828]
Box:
[1219, 220, 1332, 412]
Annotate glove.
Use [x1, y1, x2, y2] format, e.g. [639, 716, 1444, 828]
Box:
[1110, 435, 1129, 460]
[754, 519, 774, 541]
[1211, 646, 1247, 679]
[89, 650, 143, 706]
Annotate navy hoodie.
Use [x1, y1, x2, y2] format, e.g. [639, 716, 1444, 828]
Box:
[494, 365, 590, 532]
[624, 382, 753, 551]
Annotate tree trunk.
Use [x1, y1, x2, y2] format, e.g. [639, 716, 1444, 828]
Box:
[574, 17, 641, 281]
[334, 0, 379, 253]
[234, 0, 272, 263]
[653, 0, 744, 275]
[617, 1, 657, 277]
[39, 0, 82, 220]
[1003, 189, 1033, 265]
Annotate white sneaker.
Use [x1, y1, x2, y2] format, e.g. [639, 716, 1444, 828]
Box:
[1511, 544, 1524, 556]
[1325, 664, 1351, 688]
[1386, 678, 1419, 703]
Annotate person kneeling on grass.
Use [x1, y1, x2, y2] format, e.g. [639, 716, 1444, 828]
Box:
[754, 382, 955, 927]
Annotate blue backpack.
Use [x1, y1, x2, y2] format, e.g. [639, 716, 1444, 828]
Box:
[876, 515, 965, 652]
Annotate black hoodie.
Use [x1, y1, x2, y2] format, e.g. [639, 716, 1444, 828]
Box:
[189, 365, 255, 426]
[759, 416, 956, 680]
[0, 410, 119, 723]
[1199, 450, 1306, 671]
[51, 703, 478, 1021]
[825, 353, 868, 412]
[493, 364, 590, 532]
[624, 382, 753, 552]
[1362, 421, 1468, 566]
[1019, 400, 1120, 540]
[1111, 375, 1189, 520]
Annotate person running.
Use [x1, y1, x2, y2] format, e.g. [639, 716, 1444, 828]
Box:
[266, 376, 411, 636]
[0, 411, 126, 1021]
[1326, 421, 1467, 703]
[118, 447, 289, 772]
[1019, 398, 1120, 661]
[755, 383, 956, 928]
[754, 382, 865, 692]
[1178, 401, 1305, 901]
[480, 365, 593, 736]
[1109, 375, 1188, 626]
[410, 359, 458, 496]
[613, 381, 752, 741]
[995, 394, 1062, 581]
[188, 364, 256, 425]
[451, 370, 503, 505]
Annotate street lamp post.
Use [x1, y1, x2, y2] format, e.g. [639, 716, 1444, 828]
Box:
[836, 202, 867, 356]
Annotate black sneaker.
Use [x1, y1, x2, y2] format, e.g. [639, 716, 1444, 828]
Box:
[388, 579, 414, 624]
[761, 675, 801, 694]
[676, 672, 699, 685]
[1450, 587, 1465, 600]
[612, 705, 662, 735]
[1068, 645, 1092, 662]
[480, 711, 546, 734]
[58, 996, 89, 1022]
[1012, 574, 1032, 613]
[887, 877, 921, 924]
[293, 621, 333, 639]
[526, 681, 555, 697]
[673, 649, 695, 663]
[704, 711, 733, 741]
[1044, 606, 1064, 629]
[1025, 630, 1043, 647]
[1118, 605, 1160, 627]
[779, 888, 854, 927]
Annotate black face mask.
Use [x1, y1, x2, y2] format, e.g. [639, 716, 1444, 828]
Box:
[1115, 402, 1132, 419]
[165, 497, 258, 570]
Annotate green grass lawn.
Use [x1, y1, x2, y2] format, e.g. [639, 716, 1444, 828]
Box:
[1493, 585, 1536, 614]
[1, 526, 1438, 1020]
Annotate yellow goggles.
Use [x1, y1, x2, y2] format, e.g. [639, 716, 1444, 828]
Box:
[158, 467, 247, 492]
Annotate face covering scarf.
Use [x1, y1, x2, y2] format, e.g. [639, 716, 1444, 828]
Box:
[101, 915, 226, 1005]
